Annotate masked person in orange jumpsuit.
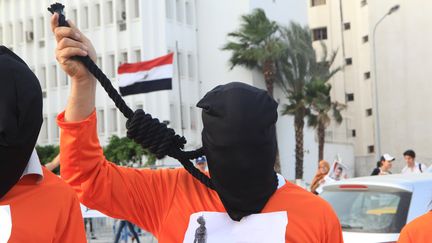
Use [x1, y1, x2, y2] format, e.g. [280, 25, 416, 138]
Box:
[0, 46, 86, 243]
[51, 13, 343, 243]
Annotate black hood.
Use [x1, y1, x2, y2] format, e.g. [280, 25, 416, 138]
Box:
[0, 46, 43, 199]
[197, 82, 278, 221]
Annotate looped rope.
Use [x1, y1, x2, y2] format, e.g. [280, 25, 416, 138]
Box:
[48, 2, 214, 190]
[126, 109, 186, 159]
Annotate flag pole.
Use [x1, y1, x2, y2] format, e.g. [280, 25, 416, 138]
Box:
[175, 41, 185, 137]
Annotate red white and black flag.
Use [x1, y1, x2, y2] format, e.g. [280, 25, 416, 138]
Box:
[118, 53, 174, 96]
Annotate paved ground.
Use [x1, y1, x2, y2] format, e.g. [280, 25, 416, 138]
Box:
[87, 234, 156, 243]
[84, 218, 157, 243]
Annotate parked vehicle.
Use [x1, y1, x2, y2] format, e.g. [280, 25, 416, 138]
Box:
[320, 173, 432, 243]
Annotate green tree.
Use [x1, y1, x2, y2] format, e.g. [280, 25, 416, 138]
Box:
[222, 8, 284, 172]
[35, 144, 60, 174]
[305, 44, 344, 161]
[276, 22, 317, 180]
[104, 135, 156, 167]
[306, 80, 345, 161]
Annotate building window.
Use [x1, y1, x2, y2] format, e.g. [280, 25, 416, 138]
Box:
[40, 117, 48, 141]
[50, 64, 58, 88]
[311, 0, 326, 7]
[352, 129, 356, 137]
[187, 54, 194, 78]
[120, 51, 128, 64]
[106, 1, 114, 24]
[97, 55, 102, 68]
[119, 0, 127, 30]
[181, 104, 188, 130]
[108, 108, 118, 133]
[133, 0, 140, 18]
[185, 1, 193, 25]
[190, 106, 197, 130]
[95, 4, 101, 27]
[176, 0, 184, 23]
[53, 115, 60, 139]
[364, 71, 371, 79]
[368, 145, 374, 153]
[346, 93, 354, 102]
[362, 35, 369, 43]
[169, 103, 177, 129]
[71, 9, 78, 25]
[166, 0, 173, 19]
[18, 21, 24, 43]
[361, 0, 368, 7]
[135, 49, 141, 62]
[40, 66, 47, 90]
[345, 58, 353, 65]
[312, 27, 327, 41]
[366, 108, 373, 116]
[97, 109, 105, 134]
[82, 6, 89, 29]
[108, 54, 116, 78]
[6, 22, 13, 44]
[39, 16, 45, 39]
[344, 22, 351, 30]
[60, 70, 68, 86]
[177, 52, 186, 77]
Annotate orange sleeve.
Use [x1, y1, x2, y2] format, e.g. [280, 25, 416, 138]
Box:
[57, 110, 179, 236]
[398, 225, 413, 243]
[54, 193, 87, 243]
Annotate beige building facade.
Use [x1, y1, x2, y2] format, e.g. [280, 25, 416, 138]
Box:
[308, 0, 432, 175]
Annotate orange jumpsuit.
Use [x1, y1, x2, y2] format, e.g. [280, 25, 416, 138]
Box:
[0, 167, 86, 242]
[58, 111, 343, 243]
[398, 211, 432, 243]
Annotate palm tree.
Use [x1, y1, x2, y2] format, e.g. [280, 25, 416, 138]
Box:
[305, 43, 344, 162]
[223, 8, 284, 172]
[306, 80, 345, 161]
[276, 22, 316, 179]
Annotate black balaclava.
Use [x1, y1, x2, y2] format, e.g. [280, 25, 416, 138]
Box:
[197, 82, 278, 221]
[0, 46, 43, 199]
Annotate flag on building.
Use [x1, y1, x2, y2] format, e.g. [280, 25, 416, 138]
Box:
[118, 53, 174, 96]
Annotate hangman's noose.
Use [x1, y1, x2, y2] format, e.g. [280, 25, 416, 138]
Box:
[48, 2, 214, 189]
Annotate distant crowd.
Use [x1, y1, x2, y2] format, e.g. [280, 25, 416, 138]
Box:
[310, 149, 431, 195]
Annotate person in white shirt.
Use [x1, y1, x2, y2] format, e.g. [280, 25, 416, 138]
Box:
[401, 150, 427, 174]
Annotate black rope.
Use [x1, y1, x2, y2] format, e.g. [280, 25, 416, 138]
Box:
[48, 3, 214, 190]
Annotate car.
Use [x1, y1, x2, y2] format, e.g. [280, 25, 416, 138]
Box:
[320, 173, 432, 243]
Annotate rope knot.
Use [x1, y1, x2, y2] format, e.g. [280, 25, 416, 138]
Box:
[126, 109, 186, 159]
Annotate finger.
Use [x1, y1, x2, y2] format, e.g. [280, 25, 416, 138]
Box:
[57, 37, 89, 52]
[54, 26, 81, 43]
[50, 13, 59, 33]
[57, 47, 88, 64]
[67, 19, 85, 40]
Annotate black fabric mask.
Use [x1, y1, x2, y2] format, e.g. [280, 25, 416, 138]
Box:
[0, 46, 43, 199]
[197, 82, 278, 221]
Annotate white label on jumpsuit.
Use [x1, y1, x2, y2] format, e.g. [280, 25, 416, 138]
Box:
[183, 211, 287, 243]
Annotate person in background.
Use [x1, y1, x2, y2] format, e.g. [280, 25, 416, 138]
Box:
[370, 161, 382, 176]
[373, 154, 394, 176]
[398, 210, 432, 242]
[310, 160, 330, 195]
[401, 150, 427, 174]
[195, 156, 207, 172]
[44, 154, 60, 171]
[114, 220, 141, 243]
